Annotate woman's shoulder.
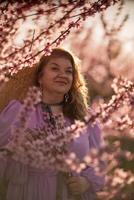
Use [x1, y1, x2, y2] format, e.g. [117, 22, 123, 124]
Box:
[0, 100, 23, 144]
[0, 99, 22, 120]
[6, 99, 22, 107]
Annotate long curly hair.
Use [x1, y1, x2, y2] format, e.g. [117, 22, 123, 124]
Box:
[35, 48, 89, 121]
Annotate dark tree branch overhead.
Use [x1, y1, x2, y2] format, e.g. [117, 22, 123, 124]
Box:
[0, 0, 120, 82]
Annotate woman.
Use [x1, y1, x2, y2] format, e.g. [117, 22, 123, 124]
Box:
[0, 48, 105, 200]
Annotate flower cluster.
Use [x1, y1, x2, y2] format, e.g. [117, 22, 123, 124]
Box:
[90, 77, 134, 199]
[81, 77, 134, 129]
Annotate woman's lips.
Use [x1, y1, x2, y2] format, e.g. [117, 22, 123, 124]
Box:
[55, 81, 67, 85]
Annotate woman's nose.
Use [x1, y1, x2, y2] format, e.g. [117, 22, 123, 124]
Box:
[58, 70, 67, 77]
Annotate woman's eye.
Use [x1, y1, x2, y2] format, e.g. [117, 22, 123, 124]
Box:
[52, 67, 59, 71]
[66, 70, 73, 74]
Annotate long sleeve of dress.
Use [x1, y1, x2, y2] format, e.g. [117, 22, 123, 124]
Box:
[0, 100, 21, 147]
[0, 100, 22, 180]
[80, 123, 105, 199]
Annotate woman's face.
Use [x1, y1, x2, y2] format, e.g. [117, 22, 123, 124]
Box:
[39, 57, 74, 95]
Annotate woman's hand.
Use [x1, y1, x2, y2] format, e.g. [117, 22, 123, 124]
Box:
[66, 176, 90, 196]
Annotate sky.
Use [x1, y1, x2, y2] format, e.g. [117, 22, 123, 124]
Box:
[14, 0, 134, 51]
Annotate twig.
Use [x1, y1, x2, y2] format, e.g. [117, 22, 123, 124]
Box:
[29, 29, 35, 52]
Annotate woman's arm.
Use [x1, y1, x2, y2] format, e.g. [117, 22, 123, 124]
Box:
[0, 100, 24, 191]
[80, 123, 105, 196]
[66, 122, 105, 199]
[0, 100, 21, 147]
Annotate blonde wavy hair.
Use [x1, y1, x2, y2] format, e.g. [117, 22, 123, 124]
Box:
[35, 48, 89, 121]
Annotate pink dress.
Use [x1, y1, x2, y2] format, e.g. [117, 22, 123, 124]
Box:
[0, 100, 105, 200]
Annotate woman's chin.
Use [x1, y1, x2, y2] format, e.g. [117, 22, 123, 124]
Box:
[54, 89, 67, 95]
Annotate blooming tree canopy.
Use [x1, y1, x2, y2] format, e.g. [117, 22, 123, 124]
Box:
[1, 0, 134, 199]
